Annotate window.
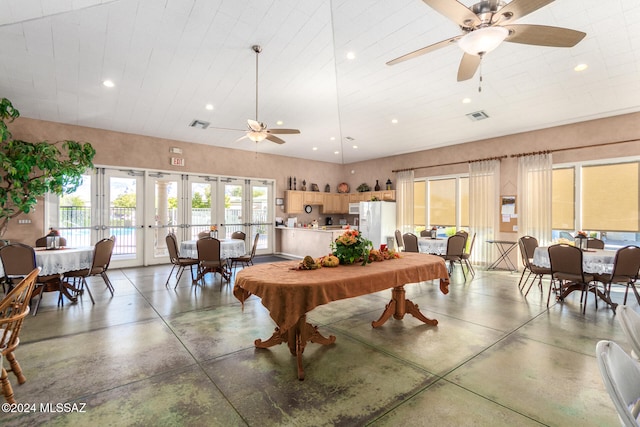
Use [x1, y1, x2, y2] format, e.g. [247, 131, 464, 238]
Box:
[414, 175, 468, 235]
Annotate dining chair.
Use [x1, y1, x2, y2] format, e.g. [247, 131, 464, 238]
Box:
[197, 231, 210, 239]
[595, 340, 640, 427]
[594, 246, 640, 305]
[230, 233, 259, 274]
[439, 234, 467, 280]
[461, 232, 476, 277]
[0, 267, 39, 404]
[394, 230, 403, 252]
[456, 230, 469, 246]
[164, 233, 198, 289]
[35, 235, 67, 247]
[419, 230, 429, 237]
[518, 236, 552, 297]
[64, 236, 116, 304]
[587, 238, 605, 250]
[0, 243, 63, 315]
[402, 233, 418, 253]
[617, 305, 640, 361]
[548, 244, 596, 312]
[196, 237, 229, 286]
[231, 231, 246, 241]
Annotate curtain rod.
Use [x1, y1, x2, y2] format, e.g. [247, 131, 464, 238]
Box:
[392, 155, 507, 173]
[392, 138, 639, 173]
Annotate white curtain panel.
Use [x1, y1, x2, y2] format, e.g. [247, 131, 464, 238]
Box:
[469, 160, 500, 266]
[395, 170, 414, 234]
[517, 153, 552, 246]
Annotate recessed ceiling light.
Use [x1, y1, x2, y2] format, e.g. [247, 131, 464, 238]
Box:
[334, 151, 340, 155]
[391, 119, 398, 124]
[276, 120, 284, 125]
[574, 63, 588, 72]
[352, 145, 358, 149]
[330, 137, 335, 141]
[312, 147, 318, 151]
[205, 104, 214, 111]
[346, 52, 355, 60]
[102, 79, 115, 88]
[462, 97, 471, 104]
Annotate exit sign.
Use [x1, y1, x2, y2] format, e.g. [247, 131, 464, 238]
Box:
[170, 157, 185, 167]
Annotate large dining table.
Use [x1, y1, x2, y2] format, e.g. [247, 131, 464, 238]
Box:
[533, 246, 618, 309]
[0, 246, 95, 302]
[179, 239, 246, 260]
[233, 252, 450, 380]
[418, 237, 447, 255]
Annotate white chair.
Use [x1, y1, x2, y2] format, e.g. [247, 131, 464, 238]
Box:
[596, 340, 640, 426]
[618, 305, 640, 360]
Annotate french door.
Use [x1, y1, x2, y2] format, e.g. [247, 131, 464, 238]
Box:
[50, 168, 274, 266]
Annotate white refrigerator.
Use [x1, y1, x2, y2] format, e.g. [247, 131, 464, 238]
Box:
[359, 201, 396, 249]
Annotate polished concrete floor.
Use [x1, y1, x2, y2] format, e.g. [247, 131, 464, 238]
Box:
[3, 257, 633, 426]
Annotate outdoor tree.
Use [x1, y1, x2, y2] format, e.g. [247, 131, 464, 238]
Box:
[0, 98, 96, 237]
[112, 193, 137, 208]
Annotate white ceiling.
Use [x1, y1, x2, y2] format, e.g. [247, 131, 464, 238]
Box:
[0, 0, 639, 164]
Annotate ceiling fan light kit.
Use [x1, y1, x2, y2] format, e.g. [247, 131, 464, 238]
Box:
[458, 26, 509, 56]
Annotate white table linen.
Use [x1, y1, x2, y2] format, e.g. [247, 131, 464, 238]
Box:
[532, 247, 616, 275]
[0, 246, 94, 277]
[180, 239, 246, 260]
[418, 238, 447, 255]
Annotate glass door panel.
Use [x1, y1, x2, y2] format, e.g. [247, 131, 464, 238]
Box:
[187, 178, 217, 240]
[104, 170, 144, 267]
[145, 173, 183, 265]
[56, 173, 93, 247]
[221, 179, 245, 239]
[250, 180, 273, 255]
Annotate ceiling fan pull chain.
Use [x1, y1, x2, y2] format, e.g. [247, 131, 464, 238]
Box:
[478, 60, 483, 93]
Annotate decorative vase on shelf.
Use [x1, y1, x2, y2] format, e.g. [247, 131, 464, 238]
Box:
[386, 179, 392, 190]
[374, 180, 380, 191]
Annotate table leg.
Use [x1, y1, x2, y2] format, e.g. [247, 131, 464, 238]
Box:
[487, 242, 518, 271]
[254, 315, 336, 381]
[557, 282, 618, 311]
[372, 286, 438, 328]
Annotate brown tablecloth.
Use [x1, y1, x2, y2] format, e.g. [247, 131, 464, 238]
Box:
[233, 252, 449, 332]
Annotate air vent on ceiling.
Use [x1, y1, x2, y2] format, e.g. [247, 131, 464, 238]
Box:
[189, 119, 210, 129]
[466, 110, 489, 121]
[345, 136, 355, 141]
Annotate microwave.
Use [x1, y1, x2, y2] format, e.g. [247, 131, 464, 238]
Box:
[348, 203, 360, 215]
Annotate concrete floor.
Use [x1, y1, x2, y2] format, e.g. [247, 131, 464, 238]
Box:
[2, 258, 632, 426]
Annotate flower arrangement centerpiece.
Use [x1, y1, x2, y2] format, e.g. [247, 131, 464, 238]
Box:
[331, 228, 373, 265]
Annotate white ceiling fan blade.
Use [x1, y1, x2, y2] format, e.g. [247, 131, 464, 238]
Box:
[422, 0, 480, 28]
[234, 135, 250, 143]
[504, 24, 586, 48]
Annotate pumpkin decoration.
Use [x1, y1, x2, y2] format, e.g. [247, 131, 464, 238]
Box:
[321, 255, 340, 267]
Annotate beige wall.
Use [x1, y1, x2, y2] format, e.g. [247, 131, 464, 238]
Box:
[5, 112, 640, 246]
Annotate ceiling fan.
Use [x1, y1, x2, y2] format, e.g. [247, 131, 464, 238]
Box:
[210, 45, 300, 144]
[386, 0, 586, 81]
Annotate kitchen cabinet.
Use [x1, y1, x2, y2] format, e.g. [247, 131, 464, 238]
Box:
[322, 194, 348, 214]
[303, 191, 325, 205]
[285, 191, 304, 213]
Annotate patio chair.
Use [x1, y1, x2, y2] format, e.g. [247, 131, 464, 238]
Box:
[617, 305, 640, 360]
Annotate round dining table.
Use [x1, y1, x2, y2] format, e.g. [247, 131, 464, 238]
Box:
[418, 237, 447, 255]
[532, 247, 616, 275]
[0, 246, 94, 277]
[179, 239, 246, 260]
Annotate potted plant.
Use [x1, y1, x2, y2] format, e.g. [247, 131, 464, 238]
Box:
[0, 98, 96, 237]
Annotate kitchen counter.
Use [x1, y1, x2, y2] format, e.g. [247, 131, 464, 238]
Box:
[276, 226, 353, 258]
